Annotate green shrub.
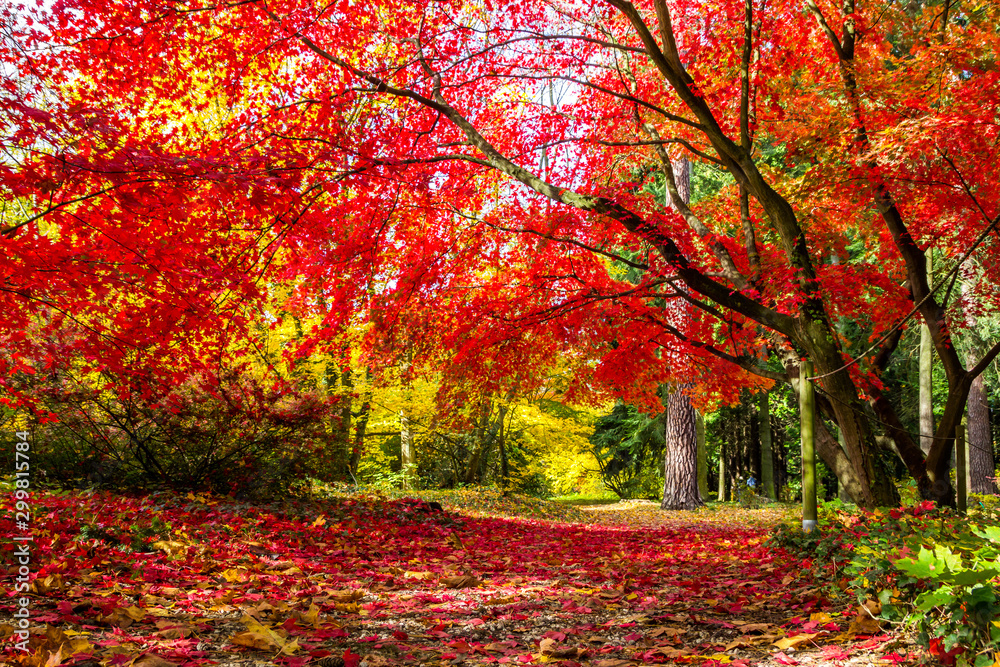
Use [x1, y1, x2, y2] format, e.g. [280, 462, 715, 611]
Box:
[769, 500, 1000, 666]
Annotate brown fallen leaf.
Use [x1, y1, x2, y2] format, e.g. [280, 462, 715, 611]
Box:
[328, 589, 365, 602]
[861, 599, 882, 616]
[440, 575, 481, 589]
[154, 621, 195, 639]
[539, 637, 582, 658]
[649, 625, 686, 638]
[737, 623, 774, 633]
[133, 654, 179, 667]
[847, 613, 884, 635]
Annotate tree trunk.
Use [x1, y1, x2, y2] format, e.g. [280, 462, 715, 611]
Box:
[400, 410, 414, 488]
[464, 400, 498, 485]
[962, 275, 996, 495]
[759, 391, 775, 500]
[748, 395, 761, 485]
[780, 344, 900, 508]
[919, 251, 935, 455]
[836, 427, 854, 503]
[696, 410, 709, 500]
[661, 385, 704, 510]
[660, 157, 702, 511]
[336, 363, 353, 479]
[718, 437, 727, 502]
[350, 393, 371, 477]
[967, 369, 995, 495]
[400, 353, 415, 489]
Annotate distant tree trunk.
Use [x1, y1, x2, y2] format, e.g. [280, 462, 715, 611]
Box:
[759, 391, 775, 500]
[662, 385, 704, 509]
[400, 411, 414, 488]
[718, 437, 727, 502]
[696, 411, 709, 500]
[350, 393, 371, 477]
[400, 353, 415, 489]
[748, 395, 761, 485]
[320, 355, 351, 480]
[347, 367, 373, 477]
[660, 158, 702, 511]
[336, 363, 353, 479]
[837, 427, 854, 503]
[499, 418, 510, 487]
[963, 275, 996, 495]
[464, 401, 492, 485]
[774, 421, 787, 500]
[919, 251, 934, 455]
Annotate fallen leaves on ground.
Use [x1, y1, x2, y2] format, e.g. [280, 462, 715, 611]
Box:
[0, 491, 914, 666]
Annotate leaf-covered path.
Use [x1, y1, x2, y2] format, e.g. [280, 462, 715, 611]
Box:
[2, 492, 909, 666]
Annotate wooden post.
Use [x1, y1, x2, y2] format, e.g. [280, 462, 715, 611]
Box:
[800, 359, 818, 532]
[956, 424, 967, 514]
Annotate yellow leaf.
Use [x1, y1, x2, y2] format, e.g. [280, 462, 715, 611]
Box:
[774, 633, 819, 650]
[238, 614, 299, 655]
[311, 515, 327, 527]
[293, 604, 321, 627]
[231, 631, 274, 651]
[151, 541, 188, 557]
[220, 568, 246, 582]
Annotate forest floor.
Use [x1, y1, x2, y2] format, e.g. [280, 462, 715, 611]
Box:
[0, 489, 921, 667]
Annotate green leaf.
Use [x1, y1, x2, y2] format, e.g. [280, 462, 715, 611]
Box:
[973, 525, 1000, 543]
[914, 587, 955, 611]
[949, 568, 1000, 587]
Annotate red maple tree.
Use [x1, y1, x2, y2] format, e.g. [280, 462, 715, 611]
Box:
[3, 0, 999, 505]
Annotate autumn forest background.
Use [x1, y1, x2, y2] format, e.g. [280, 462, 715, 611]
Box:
[3, 0, 1000, 664]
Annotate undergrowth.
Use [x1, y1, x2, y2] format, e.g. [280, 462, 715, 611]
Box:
[769, 499, 1000, 666]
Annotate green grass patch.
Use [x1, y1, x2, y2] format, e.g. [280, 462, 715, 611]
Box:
[550, 492, 621, 506]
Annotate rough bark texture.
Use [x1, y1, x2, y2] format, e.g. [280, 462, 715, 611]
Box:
[659, 157, 702, 511]
[968, 371, 996, 495]
[963, 277, 997, 495]
[662, 385, 704, 510]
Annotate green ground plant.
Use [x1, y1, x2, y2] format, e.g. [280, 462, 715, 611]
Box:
[770, 499, 1000, 666]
